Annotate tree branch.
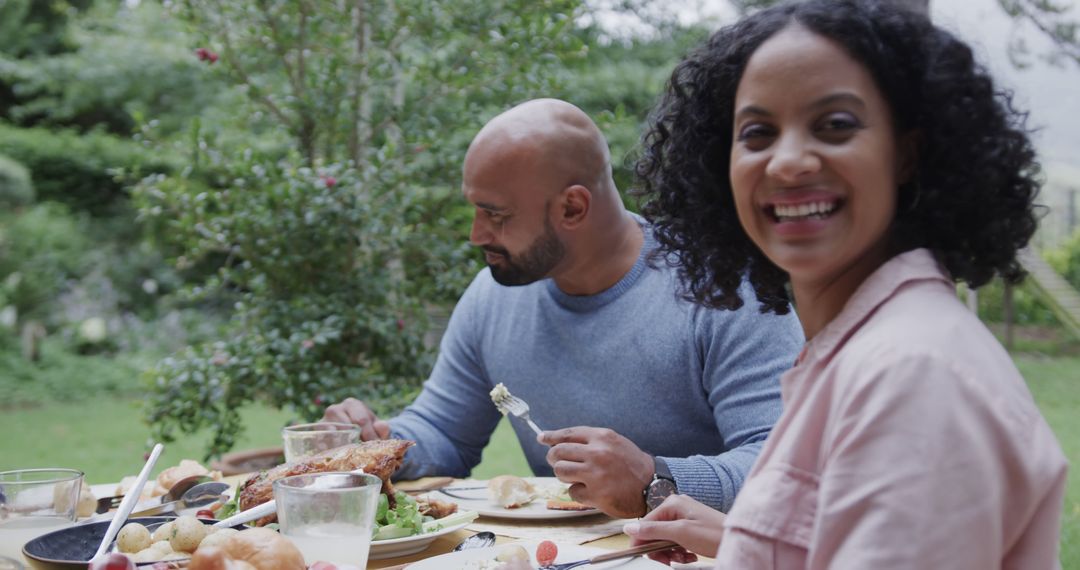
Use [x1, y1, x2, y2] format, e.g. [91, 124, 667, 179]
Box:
[210, 0, 295, 129]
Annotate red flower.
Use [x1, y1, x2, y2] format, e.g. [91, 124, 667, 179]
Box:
[396, 319, 405, 332]
[195, 48, 219, 64]
[321, 176, 337, 188]
[314, 396, 324, 406]
[301, 339, 315, 350]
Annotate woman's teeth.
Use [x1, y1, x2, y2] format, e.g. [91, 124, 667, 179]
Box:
[773, 201, 838, 222]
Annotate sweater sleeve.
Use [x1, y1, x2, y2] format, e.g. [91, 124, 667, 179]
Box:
[387, 273, 503, 481]
[662, 286, 802, 512]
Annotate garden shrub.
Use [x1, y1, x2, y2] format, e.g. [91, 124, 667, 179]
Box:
[0, 202, 91, 325]
[0, 152, 33, 207]
[976, 277, 1059, 326]
[0, 123, 176, 215]
[1046, 229, 1080, 291]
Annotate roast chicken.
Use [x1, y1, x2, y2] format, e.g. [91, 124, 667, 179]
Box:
[237, 439, 415, 526]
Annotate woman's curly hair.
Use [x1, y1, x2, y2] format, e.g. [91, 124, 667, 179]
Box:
[636, 0, 1041, 315]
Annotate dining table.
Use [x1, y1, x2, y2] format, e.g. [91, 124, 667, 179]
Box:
[360, 477, 712, 570]
[49, 475, 714, 570]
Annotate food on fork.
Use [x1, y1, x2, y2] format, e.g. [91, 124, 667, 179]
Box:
[489, 383, 512, 410]
[460, 541, 559, 570]
[487, 475, 536, 508]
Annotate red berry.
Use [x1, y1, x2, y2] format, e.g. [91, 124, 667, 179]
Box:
[196, 509, 216, 520]
[396, 319, 405, 331]
[321, 176, 337, 188]
[536, 540, 558, 567]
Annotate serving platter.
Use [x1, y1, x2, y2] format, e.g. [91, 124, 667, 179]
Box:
[22, 516, 241, 570]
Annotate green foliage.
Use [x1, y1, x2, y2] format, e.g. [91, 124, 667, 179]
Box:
[559, 27, 711, 203]
[0, 152, 34, 208]
[0, 336, 147, 408]
[136, 162, 435, 456]
[0, 203, 91, 325]
[0, 2, 233, 135]
[138, 0, 591, 455]
[1046, 228, 1080, 289]
[0, 124, 177, 214]
[0, 0, 92, 59]
[977, 278, 1060, 326]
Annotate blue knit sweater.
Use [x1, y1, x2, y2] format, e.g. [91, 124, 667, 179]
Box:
[389, 223, 803, 512]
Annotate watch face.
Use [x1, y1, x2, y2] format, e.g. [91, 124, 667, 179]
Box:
[645, 478, 678, 511]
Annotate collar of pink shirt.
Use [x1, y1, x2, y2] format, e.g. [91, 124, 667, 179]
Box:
[796, 248, 950, 368]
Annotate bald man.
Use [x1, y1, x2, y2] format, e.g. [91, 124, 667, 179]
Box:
[323, 99, 803, 518]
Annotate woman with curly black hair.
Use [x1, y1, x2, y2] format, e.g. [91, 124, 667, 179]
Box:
[621, 0, 1068, 567]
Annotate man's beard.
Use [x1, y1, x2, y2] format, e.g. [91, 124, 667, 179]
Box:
[484, 217, 565, 286]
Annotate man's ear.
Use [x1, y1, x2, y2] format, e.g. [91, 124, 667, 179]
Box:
[558, 185, 591, 229]
[897, 129, 921, 184]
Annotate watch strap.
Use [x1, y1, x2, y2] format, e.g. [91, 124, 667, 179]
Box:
[653, 456, 675, 483]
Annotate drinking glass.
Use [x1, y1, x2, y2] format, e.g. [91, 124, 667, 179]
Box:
[273, 472, 381, 566]
[0, 469, 84, 561]
[281, 422, 361, 463]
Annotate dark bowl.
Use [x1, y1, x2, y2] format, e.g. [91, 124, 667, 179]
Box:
[22, 517, 243, 570]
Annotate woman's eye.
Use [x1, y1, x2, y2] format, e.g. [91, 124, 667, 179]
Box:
[817, 113, 862, 135]
[736, 124, 776, 149]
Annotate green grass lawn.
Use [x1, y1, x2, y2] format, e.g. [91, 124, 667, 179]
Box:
[0, 356, 1075, 566]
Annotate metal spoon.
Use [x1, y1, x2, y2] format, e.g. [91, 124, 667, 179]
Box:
[453, 531, 496, 552]
[130, 481, 230, 517]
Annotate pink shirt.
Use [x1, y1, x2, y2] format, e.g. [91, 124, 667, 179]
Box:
[714, 249, 1068, 569]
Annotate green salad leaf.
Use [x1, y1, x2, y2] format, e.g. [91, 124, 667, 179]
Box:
[372, 491, 478, 541]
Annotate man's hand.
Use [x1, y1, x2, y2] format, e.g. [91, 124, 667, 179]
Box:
[321, 397, 391, 441]
[538, 426, 654, 518]
[622, 494, 726, 564]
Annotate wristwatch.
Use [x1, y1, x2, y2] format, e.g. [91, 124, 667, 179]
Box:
[643, 457, 678, 513]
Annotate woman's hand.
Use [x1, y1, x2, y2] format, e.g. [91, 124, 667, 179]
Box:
[622, 494, 727, 565]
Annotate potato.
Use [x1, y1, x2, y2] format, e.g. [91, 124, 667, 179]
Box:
[152, 521, 175, 543]
[495, 544, 529, 562]
[150, 540, 175, 555]
[75, 483, 97, 518]
[198, 528, 238, 550]
[169, 515, 208, 553]
[131, 547, 162, 563]
[117, 523, 152, 554]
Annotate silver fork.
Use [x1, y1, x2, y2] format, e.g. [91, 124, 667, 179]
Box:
[539, 540, 678, 570]
[493, 393, 544, 436]
[95, 495, 124, 514]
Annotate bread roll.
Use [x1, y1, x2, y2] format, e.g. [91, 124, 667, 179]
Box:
[487, 475, 535, 508]
[222, 528, 305, 570]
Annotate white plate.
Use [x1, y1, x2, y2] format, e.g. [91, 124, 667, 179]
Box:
[408, 540, 668, 569]
[431, 478, 602, 521]
[368, 519, 473, 560]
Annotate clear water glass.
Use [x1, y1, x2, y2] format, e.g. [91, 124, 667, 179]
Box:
[0, 468, 84, 561]
[281, 422, 362, 463]
[273, 472, 381, 566]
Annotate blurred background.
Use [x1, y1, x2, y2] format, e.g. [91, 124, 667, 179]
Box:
[0, 0, 1077, 564]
